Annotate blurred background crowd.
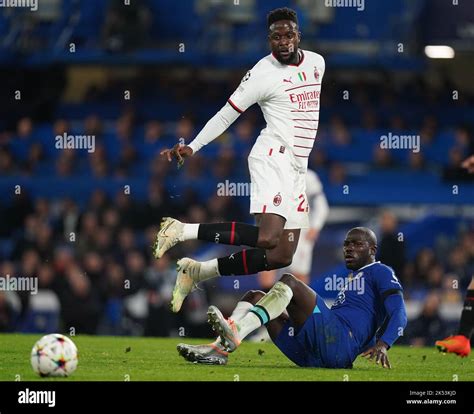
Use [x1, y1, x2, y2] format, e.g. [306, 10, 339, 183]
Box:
[0, 0, 473, 347]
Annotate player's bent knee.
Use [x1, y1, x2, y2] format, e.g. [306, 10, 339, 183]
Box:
[257, 234, 280, 250]
[240, 290, 266, 303]
[279, 273, 299, 288]
[266, 254, 293, 270]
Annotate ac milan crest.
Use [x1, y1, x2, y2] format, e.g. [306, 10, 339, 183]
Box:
[314, 67, 320, 81]
[273, 193, 282, 206]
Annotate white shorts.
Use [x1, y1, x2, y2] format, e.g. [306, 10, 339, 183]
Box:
[287, 229, 315, 275]
[248, 144, 309, 230]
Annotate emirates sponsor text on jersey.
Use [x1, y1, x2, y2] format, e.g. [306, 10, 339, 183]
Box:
[289, 89, 320, 109]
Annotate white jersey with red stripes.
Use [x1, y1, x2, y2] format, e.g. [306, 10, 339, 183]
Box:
[228, 49, 325, 172]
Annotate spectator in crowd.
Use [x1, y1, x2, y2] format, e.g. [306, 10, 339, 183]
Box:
[0, 292, 14, 332]
[418, 115, 437, 146]
[84, 115, 104, 139]
[24, 142, 44, 175]
[0, 148, 15, 176]
[102, 0, 151, 52]
[175, 118, 195, 144]
[372, 146, 395, 169]
[141, 181, 171, 229]
[408, 151, 426, 171]
[443, 147, 473, 182]
[88, 190, 109, 217]
[413, 248, 436, 284]
[406, 292, 446, 347]
[328, 162, 347, 185]
[144, 254, 180, 337]
[60, 265, 102, 334]
[329, 115, 351, 146]
[447, 247, 471, 289]
[378, 211, 406, 279]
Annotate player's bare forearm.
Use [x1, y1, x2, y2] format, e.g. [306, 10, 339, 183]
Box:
[361, 339, 391, 369]
[160, 143, 193, 168]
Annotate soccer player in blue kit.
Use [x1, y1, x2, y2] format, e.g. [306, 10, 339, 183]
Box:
[177, 227, 407, 368]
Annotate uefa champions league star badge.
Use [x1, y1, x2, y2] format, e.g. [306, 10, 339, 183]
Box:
[241, 71, 251, 83]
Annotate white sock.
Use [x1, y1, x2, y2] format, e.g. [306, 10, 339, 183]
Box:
[236, 282, 293, 340]
[182, 223, 199, 241]
[229, 301, 254, 322]
[212, 301, 253, 350]
[196, 258, 220, 282]
[235, 312, 261, 340]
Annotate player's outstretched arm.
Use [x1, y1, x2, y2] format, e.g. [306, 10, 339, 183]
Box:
[161, 65, 260, 168]
[163, 102, 241, 169]
[361, 339, 391, 369]
[361, 289, 407, 369]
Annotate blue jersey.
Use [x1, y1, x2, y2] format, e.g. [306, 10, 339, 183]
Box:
[331, 261, 403, 351]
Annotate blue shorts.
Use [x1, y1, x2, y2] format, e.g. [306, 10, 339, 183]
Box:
[273, 299, 359, 368]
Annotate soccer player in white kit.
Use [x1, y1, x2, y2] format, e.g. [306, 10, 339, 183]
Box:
[156, 8, 326, 317]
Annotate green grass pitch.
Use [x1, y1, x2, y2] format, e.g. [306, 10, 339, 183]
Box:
[1, 334, 473, 381]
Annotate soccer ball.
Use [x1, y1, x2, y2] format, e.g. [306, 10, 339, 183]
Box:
[31, 334, 78, 377]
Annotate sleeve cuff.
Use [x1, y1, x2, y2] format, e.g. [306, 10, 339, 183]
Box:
[187, 141, 200, 154]
[227, 99, 244, 114]
[379, 336, 393, 348]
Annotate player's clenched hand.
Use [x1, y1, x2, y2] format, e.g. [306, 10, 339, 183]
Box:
[461, 155, 474, 173]
[160, 144, 193, 168]
[361, 340, 391, 369]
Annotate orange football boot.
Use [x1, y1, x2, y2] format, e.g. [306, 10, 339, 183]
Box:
[436, 335, 471, 357]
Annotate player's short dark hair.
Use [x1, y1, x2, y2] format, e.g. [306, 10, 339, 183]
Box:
[348, 227, 378, 247]
[267, 7, 298, 29]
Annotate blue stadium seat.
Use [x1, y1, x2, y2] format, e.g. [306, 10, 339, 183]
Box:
[9, 137, 32, 162]
[0, 239, 14, 260]
[150, 0, 198, 42]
